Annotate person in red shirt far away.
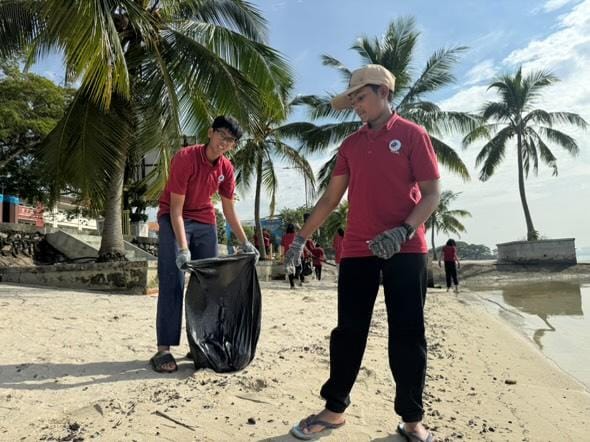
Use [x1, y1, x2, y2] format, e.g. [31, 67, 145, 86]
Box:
[281, 223, 303, 289]
[152, 116, 259, 374]
[311, 242, 326, 281]
[332, 227, 345, 272]
[439, 239, 461, 293]
[285, 65, 440, 442]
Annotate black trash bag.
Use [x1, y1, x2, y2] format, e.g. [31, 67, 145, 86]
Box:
[184, 254, 261, 373]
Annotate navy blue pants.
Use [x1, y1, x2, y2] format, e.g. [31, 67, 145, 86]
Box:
[156, 214, 218, 346]
[320, 254, 428, 422]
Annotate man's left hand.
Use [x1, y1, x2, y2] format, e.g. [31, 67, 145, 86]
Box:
[238, 240, 260, 264]
[368, 226, 408, 259]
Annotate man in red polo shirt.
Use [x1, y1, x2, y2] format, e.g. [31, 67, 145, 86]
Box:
[287, 65, 440, 442]
[151, 115, 258, 374]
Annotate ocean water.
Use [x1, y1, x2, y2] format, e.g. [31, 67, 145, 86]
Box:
[477, 281, 590, 390]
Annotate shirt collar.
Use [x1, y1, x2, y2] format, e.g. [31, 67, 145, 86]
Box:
[359, 111, 399, 134]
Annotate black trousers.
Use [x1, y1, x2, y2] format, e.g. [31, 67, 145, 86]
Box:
[320, 254, 428, 422]
[288, 265, 305, 288]
[314, 265, 322, 280]
[444, 261, 458, 288]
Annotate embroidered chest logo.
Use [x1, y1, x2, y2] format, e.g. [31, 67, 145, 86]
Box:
[218, 174, 225, 183]
[388, 139, 402, 154]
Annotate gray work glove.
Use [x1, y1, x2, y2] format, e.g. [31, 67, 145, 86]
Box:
[176, 248, 191, 270]
[237, 240, 260, 264]
[368, 226, 409, 259]
[285, 234, 305, 274]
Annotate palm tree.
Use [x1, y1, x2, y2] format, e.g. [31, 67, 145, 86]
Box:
[232, 100, 315, 260]
[463, 67, 587, 240]
[0, 0, 291, 260]
[283, 17, 475, 190]
[426, 190, 471, 261]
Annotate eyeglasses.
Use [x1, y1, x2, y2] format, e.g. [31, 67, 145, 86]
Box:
[214, 129, 239, 145]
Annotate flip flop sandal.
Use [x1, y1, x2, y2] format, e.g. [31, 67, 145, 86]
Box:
[150, 351, 178, 373]
[397, 423, 434, 442]
[290, 414, 346, 440]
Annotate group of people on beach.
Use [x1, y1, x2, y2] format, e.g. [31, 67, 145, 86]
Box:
[151, 64, 443, 442]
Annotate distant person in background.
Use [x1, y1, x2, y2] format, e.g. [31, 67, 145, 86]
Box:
[263, 229, 271, 256]
[333, 228, 345, 272]
[311, 242, 326, 281]
[439, 239, 460, 293]
[282, 223, 303, 289]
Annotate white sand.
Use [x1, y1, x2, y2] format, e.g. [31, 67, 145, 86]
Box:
[1, 274, 589, 441]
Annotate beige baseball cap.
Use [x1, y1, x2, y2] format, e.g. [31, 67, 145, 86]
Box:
[331, 64, 396, 111]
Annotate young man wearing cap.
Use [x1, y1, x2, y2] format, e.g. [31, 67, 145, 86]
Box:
[287, 65, 440, 442]
[151, 115, 259, 374]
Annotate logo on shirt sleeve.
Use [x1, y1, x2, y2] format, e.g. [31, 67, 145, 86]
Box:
[218, 174, 225, 183]
[388, 139, 402, 154]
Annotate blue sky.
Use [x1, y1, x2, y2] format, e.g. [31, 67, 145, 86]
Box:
[31, 0, 590, 251]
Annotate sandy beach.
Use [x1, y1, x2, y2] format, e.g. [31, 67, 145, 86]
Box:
[1, 271, 589, 441]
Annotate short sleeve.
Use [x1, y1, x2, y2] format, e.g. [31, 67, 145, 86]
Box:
[332, 145, 350, 177]
[166, 149, 194, 195]
[410, 130, 440, 182]
[219, 160, 236, 199]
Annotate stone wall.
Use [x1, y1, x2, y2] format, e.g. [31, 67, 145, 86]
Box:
[0, 260, 158, 294]
[497, 238, 576, 264]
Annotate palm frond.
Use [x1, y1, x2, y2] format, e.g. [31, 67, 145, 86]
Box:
[291, 94, 357, 121]
[276, 121, 361, 155]
[317, 149, 339, 192]
[462, 123, 504, 147]
[162, 0, 268, 42]
[321, 54, 352, 83]
[475, 126, 513, 181]
[261, 158, 277, 216]
[350, 35, 381, 65]
[429, 136, 470, 180]
[39, 91, 133, 209]
[403, 107, 479, 136]
[538, 126, 580, 156]
[481, 101, 512, 122]
[0, 1, 42, 57]
[398, 46, 467, 107]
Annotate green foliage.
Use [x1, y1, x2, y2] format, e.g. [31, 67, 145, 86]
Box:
[278, 205, 308, 229]
[0, 1, 293, 258]
[0, 58, 72, 202]
[431, 241, 496, 260]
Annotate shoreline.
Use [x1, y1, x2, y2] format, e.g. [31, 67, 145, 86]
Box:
[1, 278, 589, 441]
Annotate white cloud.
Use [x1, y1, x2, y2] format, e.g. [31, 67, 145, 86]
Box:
[538, 0, 578, 13]
[464, 59, 497, 86]
[505, 0, 590, 71]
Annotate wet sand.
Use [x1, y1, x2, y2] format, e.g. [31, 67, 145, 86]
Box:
[1, 275, 589, 441]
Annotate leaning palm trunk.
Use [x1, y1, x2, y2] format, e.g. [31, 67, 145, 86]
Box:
[254, 157, 267, 260]
[516, 133, 537, 240]
[98, 146, 128, 261]
[431, 226, 437, 261]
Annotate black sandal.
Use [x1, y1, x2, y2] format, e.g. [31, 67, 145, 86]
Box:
[150, 351, 178, 373]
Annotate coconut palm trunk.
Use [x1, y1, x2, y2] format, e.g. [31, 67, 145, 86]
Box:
[516, 132, 537, 240]
[98, 145, 127, 260]
[254, 156, 267, 260]
[431, 226, 437, 261]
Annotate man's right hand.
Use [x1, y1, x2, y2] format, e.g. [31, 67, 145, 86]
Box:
[176, 248, 191, 270]
[285, 235, 305, 273]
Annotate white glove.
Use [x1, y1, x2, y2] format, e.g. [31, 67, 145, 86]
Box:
[238, 240, 260, 264]
[176, 248, 191, 270]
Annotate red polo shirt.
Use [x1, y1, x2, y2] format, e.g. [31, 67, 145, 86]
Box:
[332, 113, 439, 258]
[442, 245, 457, 262]
[158, 144, 235, 225]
